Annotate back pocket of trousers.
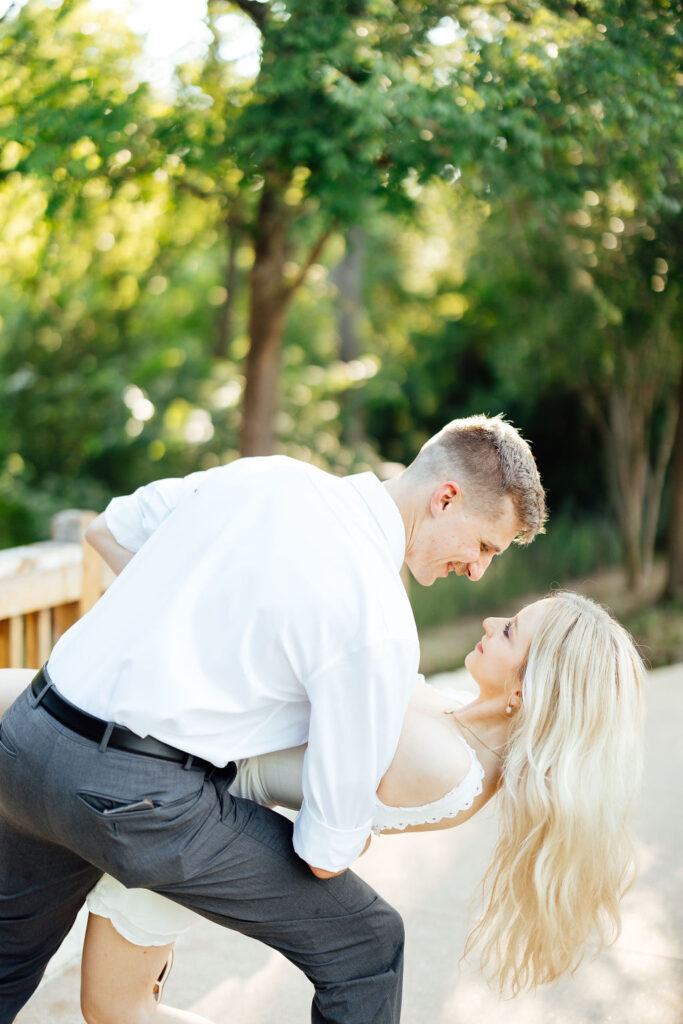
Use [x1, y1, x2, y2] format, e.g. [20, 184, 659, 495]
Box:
[0, 722, 18, 758]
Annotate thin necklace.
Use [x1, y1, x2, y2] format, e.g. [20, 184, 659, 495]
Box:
[444, 711, 505, 759]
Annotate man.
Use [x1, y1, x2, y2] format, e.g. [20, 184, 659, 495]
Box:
[0, 414, 545, 1023]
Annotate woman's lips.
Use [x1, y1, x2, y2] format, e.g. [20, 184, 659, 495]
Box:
[476, 641, 483, 653]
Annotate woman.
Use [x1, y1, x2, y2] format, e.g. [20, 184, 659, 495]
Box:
[1, 591, 644, 1020]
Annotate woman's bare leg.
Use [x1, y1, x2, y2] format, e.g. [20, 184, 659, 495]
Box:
[81, 913, 215, 1024]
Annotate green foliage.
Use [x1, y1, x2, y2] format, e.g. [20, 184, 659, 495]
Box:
[0, 0, 680, 591]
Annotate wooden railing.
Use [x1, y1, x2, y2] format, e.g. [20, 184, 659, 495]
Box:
[0, 511, 113, 669]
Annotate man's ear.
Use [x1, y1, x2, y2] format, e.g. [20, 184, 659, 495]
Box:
[429, 481, 462, 516]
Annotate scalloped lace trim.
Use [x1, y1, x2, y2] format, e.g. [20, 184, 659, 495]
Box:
[371, 735, 485, 834]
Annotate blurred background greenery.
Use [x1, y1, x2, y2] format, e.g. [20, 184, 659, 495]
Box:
[1, 0, 681, 666]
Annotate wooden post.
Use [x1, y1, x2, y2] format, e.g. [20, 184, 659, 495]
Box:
[52, 602, 79, 643]
[23, 609, 54, 668]
[0, 620, 8, 666]
[0, 512, 108, 668]
[37, 608, 52, 664]
[25, 612, 38, 667]
[51, 510, 101, 617]
[8, 615, 23, 668]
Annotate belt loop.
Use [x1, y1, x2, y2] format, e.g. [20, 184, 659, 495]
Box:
[99, 722, 115, 752]
[183, 754, 195, 771]
[32, 667, 54, 707]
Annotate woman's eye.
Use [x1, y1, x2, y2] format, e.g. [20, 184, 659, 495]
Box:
[503, 621, 511, 638]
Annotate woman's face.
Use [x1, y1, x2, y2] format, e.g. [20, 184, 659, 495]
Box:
[465, 598, 550, 696]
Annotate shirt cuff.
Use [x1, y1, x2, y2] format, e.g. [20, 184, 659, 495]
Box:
[292, 804, 372, 873]
[104, 497, 147, 553]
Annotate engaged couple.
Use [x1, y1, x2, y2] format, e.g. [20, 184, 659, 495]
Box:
[0, 414, 643, 1023]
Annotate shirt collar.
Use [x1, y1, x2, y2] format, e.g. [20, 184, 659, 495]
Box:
[347, 472, 406, 571]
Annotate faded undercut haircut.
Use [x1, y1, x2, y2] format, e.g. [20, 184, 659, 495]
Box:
[410, 414, 547, 544]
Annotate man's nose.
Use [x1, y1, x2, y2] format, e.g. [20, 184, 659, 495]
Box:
[466, 554, 492, 582]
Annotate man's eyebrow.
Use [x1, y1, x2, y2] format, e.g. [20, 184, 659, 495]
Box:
[481, 539, 502, 553]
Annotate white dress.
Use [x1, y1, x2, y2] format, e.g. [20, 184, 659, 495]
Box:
[87, 691, 484, 945]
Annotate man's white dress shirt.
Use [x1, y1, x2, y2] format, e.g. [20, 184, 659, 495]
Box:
[48, 456, 419, 870]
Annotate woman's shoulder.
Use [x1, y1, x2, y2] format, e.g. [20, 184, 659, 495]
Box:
[407, 674, 478, 714]
[373, 740, 485, 834]
[377, 682, 477, 808]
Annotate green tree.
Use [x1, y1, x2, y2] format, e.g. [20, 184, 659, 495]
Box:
[0, 0, 235, 536]
[665, 363, 683, 600]
[361, 0, 682, 590]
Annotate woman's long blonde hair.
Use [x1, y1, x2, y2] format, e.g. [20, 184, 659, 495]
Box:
[466, 591, 644, 995]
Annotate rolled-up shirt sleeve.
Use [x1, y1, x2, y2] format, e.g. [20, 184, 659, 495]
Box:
[293, 637, 417, 872]
[104, 471, 208, 553]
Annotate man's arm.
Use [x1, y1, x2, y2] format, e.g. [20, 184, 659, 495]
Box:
[85, 514, 135, 575]
[311, 835, 374, 876]
[294, 637, 416, 878]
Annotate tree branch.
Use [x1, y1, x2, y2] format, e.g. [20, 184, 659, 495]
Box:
[0, 2, 20, 23]
[282, 229, 333, 300]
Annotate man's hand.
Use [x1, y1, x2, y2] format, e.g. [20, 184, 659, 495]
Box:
[85, 514, 135, 575]
[307, 835, 371, 878]
[308, 865, 347, 879]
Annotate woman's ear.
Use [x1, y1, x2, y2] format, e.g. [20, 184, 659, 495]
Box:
[506, 687, 523, 714]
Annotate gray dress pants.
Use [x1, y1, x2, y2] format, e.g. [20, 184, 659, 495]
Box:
[0, 687, 404, 1024]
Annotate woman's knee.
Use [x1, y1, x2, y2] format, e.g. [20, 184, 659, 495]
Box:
[80, 987, 116, 1024]
[81, 986, 150, 1024]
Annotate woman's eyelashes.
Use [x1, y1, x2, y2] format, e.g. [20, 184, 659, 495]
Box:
[503, 621, 512, 639]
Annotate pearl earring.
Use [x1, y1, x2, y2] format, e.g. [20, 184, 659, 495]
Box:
[505, 702, 514, 716]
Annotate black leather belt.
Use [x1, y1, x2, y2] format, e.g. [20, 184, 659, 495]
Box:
[31, 666, 215, 772]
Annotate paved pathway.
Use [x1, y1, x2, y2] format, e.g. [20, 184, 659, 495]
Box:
[15, 663, 683, 1023]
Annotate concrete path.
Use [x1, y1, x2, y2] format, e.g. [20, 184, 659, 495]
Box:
[15, 663, 683, 1024]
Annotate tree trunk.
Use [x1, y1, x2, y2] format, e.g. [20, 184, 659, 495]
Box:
[333, 226, 366, 446]
[214, 209, 241, 361]
[607, 386, 647, 592]
[335, 226, 365, 364]
[240, 185, 290, 456]
[665, 358, 683, 599]
[239, 183, 332, 456]
[642, 396, 678, 583]
[586, 380, 659, 593]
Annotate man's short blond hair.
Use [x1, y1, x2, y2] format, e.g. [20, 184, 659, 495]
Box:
[411, 414, 547, 544]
